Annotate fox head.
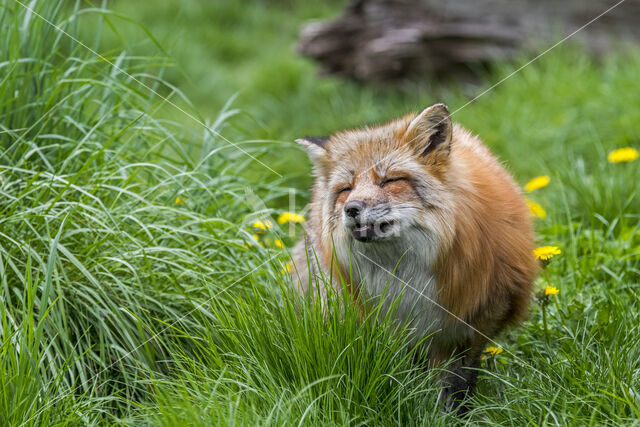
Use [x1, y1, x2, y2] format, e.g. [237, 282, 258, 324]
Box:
[298, 103, 457, 251]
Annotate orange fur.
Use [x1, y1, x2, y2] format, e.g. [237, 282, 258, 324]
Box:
[426, 128, 537, 331]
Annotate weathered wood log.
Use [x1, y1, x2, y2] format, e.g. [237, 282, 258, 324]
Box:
[298, 0, 640, 82]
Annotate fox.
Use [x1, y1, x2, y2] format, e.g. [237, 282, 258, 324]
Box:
[291, 103, 538, 413]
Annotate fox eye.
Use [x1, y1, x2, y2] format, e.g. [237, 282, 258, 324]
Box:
[381, 177, 406, 187]
[337, 187, 352, 195]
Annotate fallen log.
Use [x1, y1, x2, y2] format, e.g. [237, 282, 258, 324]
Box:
[298, 0, 640, 82]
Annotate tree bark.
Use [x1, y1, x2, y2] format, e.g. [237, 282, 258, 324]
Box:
[298, 0, 640, 82]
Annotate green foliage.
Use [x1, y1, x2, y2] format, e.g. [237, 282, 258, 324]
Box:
[0, 0, 287, 423]
[0, 0, 639, 425]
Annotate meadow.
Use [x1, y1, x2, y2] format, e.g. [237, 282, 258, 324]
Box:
[0, 0, 639, 425]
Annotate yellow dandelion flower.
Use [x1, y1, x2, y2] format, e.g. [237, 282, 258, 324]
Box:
[244, 234, 261, 248]
[252, 220, 273, 232]
[277, 212, 306, 224]
[280, 263, 292, 274]
[175, 196, 186, 205]
[484, 346, 503, 356]
[608, 147, 638, 163]
[274, 239, 285, 249]
[481, 345, 503, 359]
[526, 198, 547, 219]
[544, 285, 559, 296]
[533, 246, 561, 260]
[525, 176, 550, 192]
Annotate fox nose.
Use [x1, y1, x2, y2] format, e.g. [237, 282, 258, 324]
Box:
[344, 200, 365, 219]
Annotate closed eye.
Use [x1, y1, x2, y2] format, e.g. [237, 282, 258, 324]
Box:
[337, 187, 352, 194]
[381, 177, 407, 187]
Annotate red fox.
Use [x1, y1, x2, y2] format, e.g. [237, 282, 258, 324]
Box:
[291, 103, 537, 413]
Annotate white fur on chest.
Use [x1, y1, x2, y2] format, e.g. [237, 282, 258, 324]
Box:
[336, 228, 450, 344]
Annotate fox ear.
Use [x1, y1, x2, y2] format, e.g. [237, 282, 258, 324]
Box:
[404, 103, 452, 160]
[296, 136, 329, 166]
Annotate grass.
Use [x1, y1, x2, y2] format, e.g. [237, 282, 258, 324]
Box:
[1, 0, 639, 425]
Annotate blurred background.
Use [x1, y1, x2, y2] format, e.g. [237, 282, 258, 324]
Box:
[97, 0, 640, 203]
[99, 0, 428, 193]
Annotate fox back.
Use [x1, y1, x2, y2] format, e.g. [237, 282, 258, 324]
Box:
[291, 103, 538, 412]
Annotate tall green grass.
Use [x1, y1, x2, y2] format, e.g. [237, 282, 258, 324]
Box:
[1, 0, 639, 425]
[0, 0, 289, 423]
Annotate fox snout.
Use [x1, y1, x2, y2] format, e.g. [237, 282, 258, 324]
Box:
[343, 200, 396, 242]
[344, 200, 365, 219]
